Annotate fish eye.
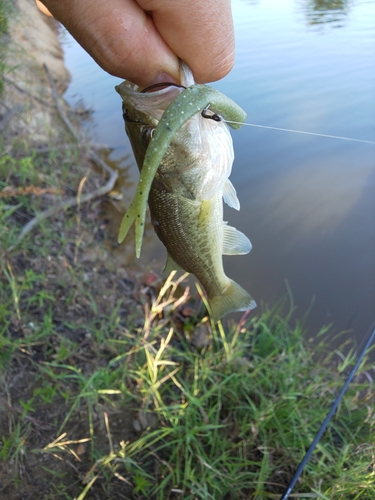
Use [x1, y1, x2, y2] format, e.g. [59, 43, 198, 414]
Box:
[142, 127, 155, 146]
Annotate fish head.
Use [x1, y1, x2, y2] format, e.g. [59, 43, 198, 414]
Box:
[115, 64, 234, 201]
[116, 80, 185, 170]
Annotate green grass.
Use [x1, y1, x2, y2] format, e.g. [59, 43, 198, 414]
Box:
[69, 303, 375, 500]
[1, 222, 375, 499]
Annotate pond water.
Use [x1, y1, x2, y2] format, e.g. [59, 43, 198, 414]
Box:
[62, 0, 375, 342]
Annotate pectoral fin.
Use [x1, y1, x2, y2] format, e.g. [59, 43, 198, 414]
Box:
[223, 179, 240, 211]
[163, 253, 184, 273]
[222, 224, 252, 255]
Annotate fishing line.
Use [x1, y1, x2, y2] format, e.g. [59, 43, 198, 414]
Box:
[223, 120, 375, 145]
[279, 322, 375, 500]
[200, 109, 375, 144]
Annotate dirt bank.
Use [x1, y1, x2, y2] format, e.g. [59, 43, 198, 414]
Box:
[1, 0, 70, 143]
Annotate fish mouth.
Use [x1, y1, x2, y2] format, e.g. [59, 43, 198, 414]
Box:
[120, 83, 188, 126]
[140, 82, 186, 94]
[115, 63, 195, 118]
[116, 80, 184, 98]
[115, 80, 186, 124]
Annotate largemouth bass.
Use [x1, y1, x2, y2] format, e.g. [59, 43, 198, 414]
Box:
[115, 64, 256, 322]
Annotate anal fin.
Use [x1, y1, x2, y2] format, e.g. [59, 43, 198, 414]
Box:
[222, 224, 252, 255]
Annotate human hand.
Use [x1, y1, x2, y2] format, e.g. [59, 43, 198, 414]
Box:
[36, 0, 235, 87]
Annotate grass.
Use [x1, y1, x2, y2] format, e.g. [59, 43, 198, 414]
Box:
[0, 140, 375, 498]
[78, 307, 375, 500]
[0, 28, 375, 498]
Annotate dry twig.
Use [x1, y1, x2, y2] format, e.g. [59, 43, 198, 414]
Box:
[43, 64, 80, 141]
[0, 186, 64, 197]
[3, 76, 55, 108]
[0, 104, 25, 129]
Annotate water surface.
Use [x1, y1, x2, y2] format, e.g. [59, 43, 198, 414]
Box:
[62, 0, 375, 340]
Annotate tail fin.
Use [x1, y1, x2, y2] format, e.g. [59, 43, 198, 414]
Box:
[208, 280, 256, 323]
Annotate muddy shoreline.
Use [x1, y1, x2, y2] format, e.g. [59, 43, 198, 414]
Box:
[1, 0, 71, 143]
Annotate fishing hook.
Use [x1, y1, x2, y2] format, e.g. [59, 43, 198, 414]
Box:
[201, 104, 223, 122]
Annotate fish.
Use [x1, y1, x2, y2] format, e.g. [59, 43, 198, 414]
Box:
[115, 63, 256, 322]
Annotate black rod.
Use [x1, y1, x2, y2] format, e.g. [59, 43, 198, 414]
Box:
[280, 324, 375, 500]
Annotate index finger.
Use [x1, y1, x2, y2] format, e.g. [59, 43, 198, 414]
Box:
[137, 0, 235, 83]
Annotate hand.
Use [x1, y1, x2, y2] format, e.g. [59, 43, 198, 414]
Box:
[36, 0, 235, 87]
